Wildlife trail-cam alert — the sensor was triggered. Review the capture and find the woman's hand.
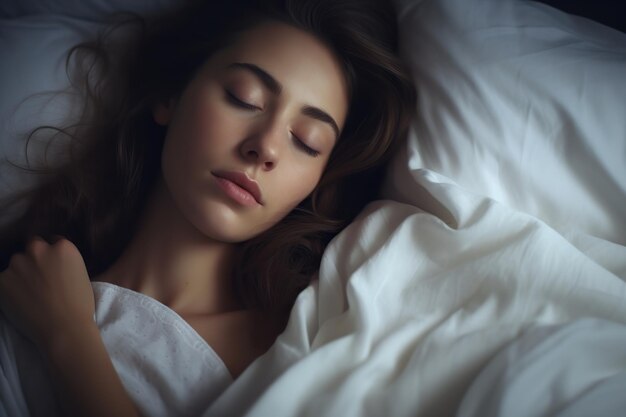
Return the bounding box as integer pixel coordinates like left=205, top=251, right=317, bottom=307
left=0, top=236, right=95, bottom=349
left=0, top=237, right=142, bottom=416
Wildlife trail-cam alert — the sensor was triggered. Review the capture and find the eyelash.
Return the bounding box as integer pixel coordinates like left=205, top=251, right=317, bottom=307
left=225, top=90, right=258, bottom=110
left=225, top=89, right=320, bottom=157
left=291, top=132, right=320, bottom=158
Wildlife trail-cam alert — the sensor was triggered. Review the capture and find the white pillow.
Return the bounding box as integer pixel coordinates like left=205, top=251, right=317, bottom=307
left=386, top=0, right=626, bottom=244
left=0, top=2, right=180, bottom=220
left=0, top=15, right=100, bottom=205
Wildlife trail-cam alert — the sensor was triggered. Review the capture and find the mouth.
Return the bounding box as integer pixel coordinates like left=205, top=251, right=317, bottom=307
left=212, top=170, right=264, bottom=206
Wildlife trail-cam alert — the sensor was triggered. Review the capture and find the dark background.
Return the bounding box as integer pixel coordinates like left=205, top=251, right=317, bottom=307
left=536, top=0, right=626, bottom=33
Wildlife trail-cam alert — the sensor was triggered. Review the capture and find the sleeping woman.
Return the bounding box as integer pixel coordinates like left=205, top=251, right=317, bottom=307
left=0, top=0, right=415, bottom=415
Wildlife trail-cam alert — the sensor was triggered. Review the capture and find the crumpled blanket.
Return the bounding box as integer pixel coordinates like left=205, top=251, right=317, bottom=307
left=204, top=168, right=626, bottom=417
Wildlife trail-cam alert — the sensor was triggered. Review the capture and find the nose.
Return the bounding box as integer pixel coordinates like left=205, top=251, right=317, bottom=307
left=239, top=121, right=281, bottom=171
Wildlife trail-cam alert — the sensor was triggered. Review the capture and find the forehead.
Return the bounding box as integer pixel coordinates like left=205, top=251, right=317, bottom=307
left=206, top=21, right=350, bottom=128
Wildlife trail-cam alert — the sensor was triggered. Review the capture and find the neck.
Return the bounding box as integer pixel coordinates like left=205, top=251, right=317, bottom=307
left=94, top=178, right=241, bottom=316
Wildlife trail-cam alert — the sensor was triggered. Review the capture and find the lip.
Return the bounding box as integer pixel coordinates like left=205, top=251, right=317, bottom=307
left=212, top=170, right=263, bottom=206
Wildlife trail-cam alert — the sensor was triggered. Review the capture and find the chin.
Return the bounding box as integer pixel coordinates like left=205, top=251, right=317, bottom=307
left=191, top=209, right=267, bottom=244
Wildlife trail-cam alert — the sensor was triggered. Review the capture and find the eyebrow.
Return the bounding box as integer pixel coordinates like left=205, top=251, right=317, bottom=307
left=228, top=62, right=341, bottom=139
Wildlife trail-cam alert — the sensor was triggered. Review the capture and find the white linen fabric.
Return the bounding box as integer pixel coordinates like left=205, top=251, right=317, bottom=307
left=1, top=0, right=626, bottom=416
left=391, top=0, right=626, bottom=244
left=457, top=318, right=626, bottom=417
left=0, top=282, right=232, bottom=417
left=203, top=170, right=626, bottom=417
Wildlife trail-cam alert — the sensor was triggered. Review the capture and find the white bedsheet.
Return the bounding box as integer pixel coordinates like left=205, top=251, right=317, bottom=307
left=204, top=168, right=626, bottom=416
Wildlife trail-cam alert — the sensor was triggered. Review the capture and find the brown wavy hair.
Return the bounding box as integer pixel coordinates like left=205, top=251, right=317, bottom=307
left=0, top=0, right=416, bottom=315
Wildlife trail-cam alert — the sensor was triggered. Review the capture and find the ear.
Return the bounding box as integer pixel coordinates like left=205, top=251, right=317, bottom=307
left=152, top=98, right=176, bottom=126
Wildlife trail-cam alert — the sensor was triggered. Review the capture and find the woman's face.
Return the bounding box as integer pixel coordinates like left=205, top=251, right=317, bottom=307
left=156, top=21, right=349, bottom=242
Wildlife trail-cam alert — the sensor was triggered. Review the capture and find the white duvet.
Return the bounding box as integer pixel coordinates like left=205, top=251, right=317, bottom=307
left=203, top=169, right=626, bottom=417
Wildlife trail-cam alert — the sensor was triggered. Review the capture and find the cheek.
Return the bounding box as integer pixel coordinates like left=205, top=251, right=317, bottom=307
left=270, top=163, right=325, bottom=216
left=161, top=86, right=234, bottom=163
left=183, top=93, right=239, bottom=155
left=161, top=88, right=239, bottom=200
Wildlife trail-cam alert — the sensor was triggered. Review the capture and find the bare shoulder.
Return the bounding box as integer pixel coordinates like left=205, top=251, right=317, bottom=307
left=184, top=310, right=285, bottom=379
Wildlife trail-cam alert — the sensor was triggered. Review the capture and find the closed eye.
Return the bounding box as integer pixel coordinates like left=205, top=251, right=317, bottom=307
left=291, top=132, right=320, bottom=157
left=225, top=90, right=259, bottom=111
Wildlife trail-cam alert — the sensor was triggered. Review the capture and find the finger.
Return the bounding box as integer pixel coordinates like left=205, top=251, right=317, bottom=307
left=6, top=253, right=38, bottom=285
left=52, top=237, right=81, bottom=258
left=25, top=236, right=52, bottom=260
left=50, top=234, right=67, bottom=244
left=26, top=235, right=48, bottom=251
left=8, top=252, right=30, bottom=274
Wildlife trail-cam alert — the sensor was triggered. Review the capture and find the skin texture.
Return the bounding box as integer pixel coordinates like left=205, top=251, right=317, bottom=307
left=158, top=20, right=349, bottom=243
left=0, top=21, right=350, bottom=416
left=94, top=21, right=348, bottom=316
left=0, top=237, right=133, bottom=417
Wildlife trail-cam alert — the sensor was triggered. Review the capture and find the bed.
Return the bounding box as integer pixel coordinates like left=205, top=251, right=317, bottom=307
left=1, top=0, right=625, bottom=416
